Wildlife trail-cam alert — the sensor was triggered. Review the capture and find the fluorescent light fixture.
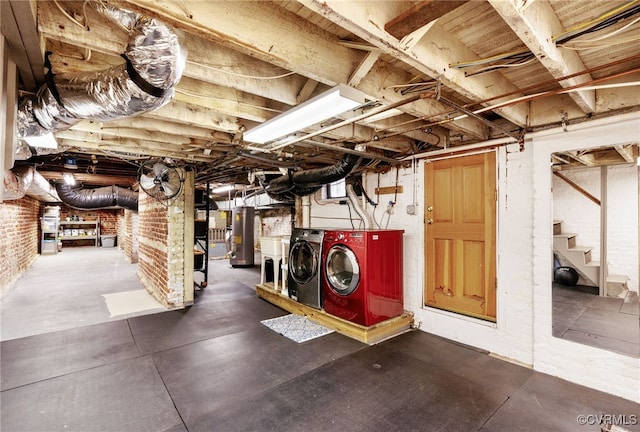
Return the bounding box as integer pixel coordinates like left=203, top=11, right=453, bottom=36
left=211, top=184, right=234, bottom=194
left=243, top=84, right=366, bottom=144
left=22, top=132, right=58, bottom=149
left=63, top=173, right=76, bottom=186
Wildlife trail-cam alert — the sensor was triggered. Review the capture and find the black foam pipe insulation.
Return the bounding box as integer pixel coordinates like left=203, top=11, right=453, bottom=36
left=259, top=153, right=362, bottom=202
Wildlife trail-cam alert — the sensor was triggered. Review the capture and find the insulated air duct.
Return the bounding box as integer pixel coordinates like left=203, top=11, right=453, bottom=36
left=3, top=167, right=61, bottom=202
left=257, top=153, right=362, bottom=202
left=15, top=1, right=186, bottom=150
left=55, top=182, right=138, bottom=211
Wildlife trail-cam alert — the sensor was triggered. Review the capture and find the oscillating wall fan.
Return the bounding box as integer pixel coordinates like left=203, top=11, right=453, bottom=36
left=138, top=160, right=182, bottom=201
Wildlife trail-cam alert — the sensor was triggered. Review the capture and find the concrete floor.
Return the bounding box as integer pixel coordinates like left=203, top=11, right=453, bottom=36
left=1, top=247, right=639, bottom=431
left=553, top=284, right=640, bottom=357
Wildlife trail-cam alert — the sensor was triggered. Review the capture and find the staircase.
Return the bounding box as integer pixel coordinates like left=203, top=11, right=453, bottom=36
left=553, top=220, right=629, bottom=297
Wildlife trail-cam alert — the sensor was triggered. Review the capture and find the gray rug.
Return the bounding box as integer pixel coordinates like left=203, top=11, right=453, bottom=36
left=261, top=314, right=334, bottom=343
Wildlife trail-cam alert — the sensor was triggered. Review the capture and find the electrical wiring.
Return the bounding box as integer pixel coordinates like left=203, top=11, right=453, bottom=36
left=553, top=0, right=640, bottom=42
left=187, top=60, right=295, bottom=80
left=450, top=1, right=640, bottom=72
left=464, top=57, right=537, bottom=77
left=346, top=203, right=356, bottom=229
left=54, top=0, right=88, bottom=29
left=558, top=16, right=640, bottom=50
left=561, top=15, right=640, bottom=43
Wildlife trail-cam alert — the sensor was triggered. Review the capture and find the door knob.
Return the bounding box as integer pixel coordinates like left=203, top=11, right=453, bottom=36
left=427, top=206, right=433, bottom=212
left=426, top=218, right=433, bottom=224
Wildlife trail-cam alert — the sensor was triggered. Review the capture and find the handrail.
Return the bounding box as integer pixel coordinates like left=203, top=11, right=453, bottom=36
left=553, top=171, right=600, bottom=206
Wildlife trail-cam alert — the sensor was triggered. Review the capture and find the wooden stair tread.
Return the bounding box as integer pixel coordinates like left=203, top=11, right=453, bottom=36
left=607, top=274, right=629, bottom=283
left=553, top=233, right=576, bottom=238
left=566, top=246, right=592, bottom=252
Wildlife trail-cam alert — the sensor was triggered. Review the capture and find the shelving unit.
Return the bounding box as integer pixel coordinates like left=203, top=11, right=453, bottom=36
left=41, top=215, right=59, bottom=255
left=59, top=220, right=100, bottom=247
left=194, top=186, right=210, bottom=289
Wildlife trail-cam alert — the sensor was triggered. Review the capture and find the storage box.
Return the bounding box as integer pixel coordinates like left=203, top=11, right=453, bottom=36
left=101, top=235, right=116, bottom=247
left=194, top=250, right=205, bottom=270
left=194, top=220, right=207, bottom=237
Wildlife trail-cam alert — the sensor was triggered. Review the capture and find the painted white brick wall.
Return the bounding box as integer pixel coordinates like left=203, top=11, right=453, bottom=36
left=553, top=168, right=602, bottom=260
left=552, top=164, right=638, bottom=291
left=607, top=165, right=639, bottom=292
left=532, top=114, right=640, bottom=403
left=306, top=113, right=639, bottom=403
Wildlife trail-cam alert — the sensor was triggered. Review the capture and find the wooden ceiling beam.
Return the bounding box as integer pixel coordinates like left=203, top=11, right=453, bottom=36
left=2, top=0, right=44, bottom=91
left=113, top=0, right=489, bottom=139
left=38, top=171, right=137, bottom=187
left=298, top=0, right=529, bottom=128
left=385, top=0, right=470, bottom=40
left=38, top=0, right=308, bottom=106
left=613, top=144, right=635, bottom=163
left=72, top=118, right=233, bottom=144
left=488, top=0, right=595, bottom=113
left=58, top=138, right=216, bottom=163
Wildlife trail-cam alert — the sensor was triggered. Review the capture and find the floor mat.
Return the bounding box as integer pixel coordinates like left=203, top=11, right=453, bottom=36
left=261, top=314, right=334, bottom=343
left=102, top=289, right=166, bottom=318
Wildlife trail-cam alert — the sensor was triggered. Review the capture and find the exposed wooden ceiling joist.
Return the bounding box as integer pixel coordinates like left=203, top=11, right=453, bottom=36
left=385, top=0, right=470, bottom=40
left=488, top=0, right=596, bottom=113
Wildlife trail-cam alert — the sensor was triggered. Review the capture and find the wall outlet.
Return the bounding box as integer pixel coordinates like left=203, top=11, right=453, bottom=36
left=406, top=204, right=416, bottom=215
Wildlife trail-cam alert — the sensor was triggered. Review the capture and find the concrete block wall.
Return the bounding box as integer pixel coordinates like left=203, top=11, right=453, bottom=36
left=0, top=197, right=40, bottom=293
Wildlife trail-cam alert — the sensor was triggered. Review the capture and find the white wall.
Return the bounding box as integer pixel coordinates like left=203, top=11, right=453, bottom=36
left=553, top=163, right=638, bottom=292
left=308, top=112, right=640, bottom=403
left=532, top=114, right=640, bottom=403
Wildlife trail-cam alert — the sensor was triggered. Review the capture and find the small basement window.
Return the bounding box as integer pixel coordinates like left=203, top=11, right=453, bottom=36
left=321, top=179, right=346, bottom=201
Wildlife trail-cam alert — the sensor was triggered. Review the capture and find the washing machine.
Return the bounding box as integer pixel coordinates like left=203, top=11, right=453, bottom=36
left=288, top=228, right=325, bottom=309
left=322, top=229, right=404, bottom=326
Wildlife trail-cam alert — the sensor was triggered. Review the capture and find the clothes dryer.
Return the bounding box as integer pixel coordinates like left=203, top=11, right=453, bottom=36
left=322, top=229, right=404, bottom=326
left=288, top=228, right=325, bottom=309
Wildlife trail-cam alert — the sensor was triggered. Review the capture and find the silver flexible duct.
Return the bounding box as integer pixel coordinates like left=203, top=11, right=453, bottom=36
left=16, top=1, right=186, bottom=142
left=346, top=183, right=373, bottom=229
left=3, top=167, right=61, bottom=202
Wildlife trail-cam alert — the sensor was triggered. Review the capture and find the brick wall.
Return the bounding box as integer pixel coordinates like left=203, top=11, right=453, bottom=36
left=138, top=192, right=170, bottom=306
left=0, top=197, right=41, bottom=293
left=55, top=205, right=122, bottom=247
left=118, top=210, right=139, bottom=263
left=553, top=164, right=638, bottom=291
left=259, top=207, right=293, bottom=238
left=137, top=170, right=192, bottom=308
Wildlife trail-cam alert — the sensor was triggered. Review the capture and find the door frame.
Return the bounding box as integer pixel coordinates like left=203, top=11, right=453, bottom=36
left=422, top=149, right=499, bottom=322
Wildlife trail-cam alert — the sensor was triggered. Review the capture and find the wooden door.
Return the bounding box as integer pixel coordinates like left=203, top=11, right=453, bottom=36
left=424, top=152, right=497, bottom=321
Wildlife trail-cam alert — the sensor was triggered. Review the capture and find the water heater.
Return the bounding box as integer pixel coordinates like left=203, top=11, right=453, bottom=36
left=230, top=206, right=255, bottom=267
